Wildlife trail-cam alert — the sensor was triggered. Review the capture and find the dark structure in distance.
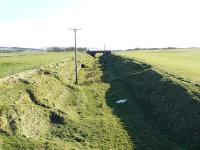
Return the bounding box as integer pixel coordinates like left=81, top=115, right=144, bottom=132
left=87, top=50, right=111, bottom=57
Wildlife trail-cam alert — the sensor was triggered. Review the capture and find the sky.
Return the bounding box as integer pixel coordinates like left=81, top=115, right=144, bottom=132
left=0, top=0, right=200, bottom=49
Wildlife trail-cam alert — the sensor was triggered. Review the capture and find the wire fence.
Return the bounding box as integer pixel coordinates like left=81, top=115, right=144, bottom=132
left=1, top=55, right=84, bottom=84
left=3, top=57, right=69, bottom=78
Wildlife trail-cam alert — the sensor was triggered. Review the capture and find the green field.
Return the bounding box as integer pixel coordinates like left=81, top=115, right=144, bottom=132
left=118, top=49, right=200, bottom=84
left=118, top=49, right=200, bottom=100
left=0, top=50, right=200, bottom=149
left=0, top=52, right=74, bottom=78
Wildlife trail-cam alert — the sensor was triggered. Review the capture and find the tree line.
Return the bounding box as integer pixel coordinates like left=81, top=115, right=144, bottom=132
left=46, top=47, right=87, bottom=52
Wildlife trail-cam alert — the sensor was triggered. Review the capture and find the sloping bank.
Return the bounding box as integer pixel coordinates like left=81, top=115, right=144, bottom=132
left=100, top=54, right=200, bottom=150
left=0, top=53, right=133, bottom=149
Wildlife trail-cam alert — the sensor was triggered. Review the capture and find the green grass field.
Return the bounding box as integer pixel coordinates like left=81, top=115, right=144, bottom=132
left=0, top=52, right=74, bottom=78
left=118, top=49, right=200, bottom=83
left=0, top=50, right=200, bottom=149
left=118, top=49, right=200, bottom=100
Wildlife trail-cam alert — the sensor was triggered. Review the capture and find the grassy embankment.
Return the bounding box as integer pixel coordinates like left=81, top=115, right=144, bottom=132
left=118, top=49, right=200, bottom=99
left=111, top=49, right=200, bottom=149
left=1, top=50, right=200, bottom=149
left=0, top=52, right=133, bottom=149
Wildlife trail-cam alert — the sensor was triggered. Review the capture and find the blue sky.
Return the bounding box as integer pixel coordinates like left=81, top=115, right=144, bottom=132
left=0, top=0, right=200, bottom=49
left=0, top=0, right=76, bottom=21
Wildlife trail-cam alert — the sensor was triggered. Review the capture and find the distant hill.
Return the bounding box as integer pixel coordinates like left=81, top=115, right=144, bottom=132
left=0, top=46, right=43, bottom=52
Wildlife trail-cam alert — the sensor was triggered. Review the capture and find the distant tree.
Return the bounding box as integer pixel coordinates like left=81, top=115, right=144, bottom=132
left=46, top=46, right=87, bottom=52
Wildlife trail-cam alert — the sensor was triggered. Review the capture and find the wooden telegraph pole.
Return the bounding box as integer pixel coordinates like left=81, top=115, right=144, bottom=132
left=69, top=28, right=81, bottom=83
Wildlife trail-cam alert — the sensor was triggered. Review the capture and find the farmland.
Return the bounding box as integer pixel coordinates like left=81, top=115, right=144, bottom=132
left=0, top=50, right=200, bottom=149
left=118, top=49, right=200, bottom=84
left=118, top=49, right=200, bottom=100
left=0, top=52, right=73, bottom=78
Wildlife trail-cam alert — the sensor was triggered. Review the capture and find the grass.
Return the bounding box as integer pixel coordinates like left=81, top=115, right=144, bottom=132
left=118, top=49, right=200, bottom=99
left=0, top=52, right=74, bottom=78
left=1, top=50, right=200, bottom=149
left=113, top=49, right=200, bottom=149
left=100, top=54, right=189, bottom=150
left=118, top=49, right=200, bottom=82
left=0, top=52, right=133, bottom=149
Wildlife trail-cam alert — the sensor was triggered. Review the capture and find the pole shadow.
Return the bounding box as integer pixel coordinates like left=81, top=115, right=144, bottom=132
left=99, top=54, right=200, bottom=150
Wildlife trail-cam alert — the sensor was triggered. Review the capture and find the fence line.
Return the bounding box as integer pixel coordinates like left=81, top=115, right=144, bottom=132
left=5, top=57, right=69, bottom=78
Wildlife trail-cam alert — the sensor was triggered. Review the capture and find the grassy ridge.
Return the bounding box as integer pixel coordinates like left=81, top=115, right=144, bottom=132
left=1, top=50, right=200, bottom=149
left=0, top=52, right=73, bottom=78
left=100, top=55, right=188, bottom=150
left=111, top=50, right=200, bottom=149
left=0, top=53, right=133, bottom=149
left=118, top=49, right=200, bottom=99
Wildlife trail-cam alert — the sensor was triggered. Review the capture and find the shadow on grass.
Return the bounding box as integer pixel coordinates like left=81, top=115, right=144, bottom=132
left=99, top=54, right=200, bottom=150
